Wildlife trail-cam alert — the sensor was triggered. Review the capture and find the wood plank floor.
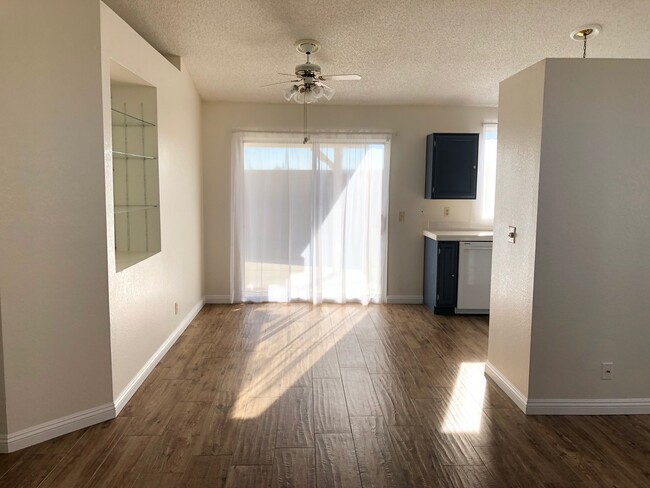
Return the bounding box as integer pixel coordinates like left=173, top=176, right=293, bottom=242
left=1, top=303, right=649, bottom=487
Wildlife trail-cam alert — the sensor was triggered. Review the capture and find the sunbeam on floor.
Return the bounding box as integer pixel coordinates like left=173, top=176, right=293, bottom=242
left=230, top=304, right=358, bottom=419
left=441, top=362, right=486, bottom=433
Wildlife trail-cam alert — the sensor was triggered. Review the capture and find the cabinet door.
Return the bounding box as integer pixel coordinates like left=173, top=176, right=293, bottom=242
left=436, top=241, right=458, bottom=308
left=425, top=133, right=479, bottom=199
left=423, top=237, right=438, bottom=311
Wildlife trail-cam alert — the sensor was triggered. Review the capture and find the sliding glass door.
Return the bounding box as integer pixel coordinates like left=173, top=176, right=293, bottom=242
left=231, top=133, right=391, bottom=304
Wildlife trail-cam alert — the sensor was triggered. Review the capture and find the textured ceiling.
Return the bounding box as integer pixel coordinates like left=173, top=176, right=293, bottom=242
left=103, top=0, right=650, bottom=106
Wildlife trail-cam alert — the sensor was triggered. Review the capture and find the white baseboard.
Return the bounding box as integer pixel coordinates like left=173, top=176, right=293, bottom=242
left=485, top=361, right=650, bottom=415
left=113, top=298, right=204, bottom=414
left=204, top=294, right=232, bottom=304
left=0, top=403, right=114, bottom=453
left=0, top=298, right=206, bottom=453
left=526, top=398, right=650, bottom=415
left=207, top=295, right=421, bottom=305
left=386, top=295, right=423, bottom=304
left=484, top=361, right=528, bottom=413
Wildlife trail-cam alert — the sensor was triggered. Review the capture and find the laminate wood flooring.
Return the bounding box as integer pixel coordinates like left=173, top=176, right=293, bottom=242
left=1, top=303, right=649, bottom=487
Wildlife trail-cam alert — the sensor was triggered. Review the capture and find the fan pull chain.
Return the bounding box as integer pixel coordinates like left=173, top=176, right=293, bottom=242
left=303, top=95, right=309, bottom=144
left=583, top=36, right=587, bottom=58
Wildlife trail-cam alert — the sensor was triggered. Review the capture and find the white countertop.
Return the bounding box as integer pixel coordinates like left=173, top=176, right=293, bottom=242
left=423, top=229, right=493, bottom=241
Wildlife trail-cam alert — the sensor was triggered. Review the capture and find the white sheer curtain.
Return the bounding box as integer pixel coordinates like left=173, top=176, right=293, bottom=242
left=231, top=132, right=391, bottom=305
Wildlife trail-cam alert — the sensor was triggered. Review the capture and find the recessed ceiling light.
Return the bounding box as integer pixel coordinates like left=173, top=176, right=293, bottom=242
left=570, top=24, right=601, bottom=41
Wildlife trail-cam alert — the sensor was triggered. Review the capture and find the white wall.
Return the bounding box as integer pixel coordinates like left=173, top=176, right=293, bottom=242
left=100, top=3, right=204, bottom=400
left=202, top=102, right=497, bottom=301
left=0, top=0, right=113, bottom=433
left=487, top=60, right=546, bottom=398
left=529, top=59, right=650, bottom=400
left=489, top=58, right=650, bottom=411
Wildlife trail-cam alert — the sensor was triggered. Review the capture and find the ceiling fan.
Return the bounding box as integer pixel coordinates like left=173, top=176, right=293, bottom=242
left=262, top=39, right=362, bottom=104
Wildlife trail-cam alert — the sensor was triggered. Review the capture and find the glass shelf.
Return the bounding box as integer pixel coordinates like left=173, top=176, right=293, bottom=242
left=112, top=151, right=157, bottom=160
left=114, top=205, right=159, bottom=215
left=111, top=108, right=156, bottom=127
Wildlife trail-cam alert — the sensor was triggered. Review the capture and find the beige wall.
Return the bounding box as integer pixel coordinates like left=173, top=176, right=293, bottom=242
left=487, top=60, right=546, bottom=398
left=202, top=102, right=497, bottom=300
left=100, top=4, right=204, bottom=399
left=529, top=59, right=650, bottom=400
left=0, top=0, right=113, bottom=433
left=489, top=58, right=650, bottom=408
left=0, top=1, right=203, bottom=447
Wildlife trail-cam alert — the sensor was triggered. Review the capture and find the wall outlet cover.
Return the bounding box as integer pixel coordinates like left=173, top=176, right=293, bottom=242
left=601, top=362, right=614, bottom=380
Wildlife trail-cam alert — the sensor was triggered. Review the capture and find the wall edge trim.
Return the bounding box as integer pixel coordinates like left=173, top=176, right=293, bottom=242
left=0, top=297, right=205, bottom=453
left=386, top=295, right=423, bottom=304
left=485, top=362, right=650, bottom=415
left=113, top=298, right=205, bottom=415
left=484, top=361, right=528, bottom=413
left=0, top=403, right=114, bottom=453
left=204, top=295, right=233, bottom=304
left=526, top=398, right=650, bottom=415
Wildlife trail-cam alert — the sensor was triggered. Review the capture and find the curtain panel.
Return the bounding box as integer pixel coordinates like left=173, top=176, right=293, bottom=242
left=231, top=132, right=391, bottom=305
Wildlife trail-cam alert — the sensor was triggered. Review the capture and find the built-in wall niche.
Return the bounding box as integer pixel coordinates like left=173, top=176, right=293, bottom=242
left=110, top=69, right=160, bottom=272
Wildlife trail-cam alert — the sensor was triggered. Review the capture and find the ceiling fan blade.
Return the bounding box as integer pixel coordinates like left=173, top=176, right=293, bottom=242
left=278, top=72, right=299, bottom=77
left=260, top=79, right=300, bottom=87
left=320, top=74, right=362, bottom=81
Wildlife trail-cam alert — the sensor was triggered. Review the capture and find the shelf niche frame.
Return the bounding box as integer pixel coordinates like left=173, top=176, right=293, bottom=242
left=110, top=61, right=161, bottom=272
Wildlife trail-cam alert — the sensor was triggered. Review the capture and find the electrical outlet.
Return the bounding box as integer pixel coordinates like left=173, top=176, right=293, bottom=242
left=398, top=211, right=405, bottom=223
left=601, top=362, right=614, bottom=380
left=508, top=226, right=516, bottom=243
left=174, top=302, right=179, bottom=315
left=444, top=207, right=450, bottom=217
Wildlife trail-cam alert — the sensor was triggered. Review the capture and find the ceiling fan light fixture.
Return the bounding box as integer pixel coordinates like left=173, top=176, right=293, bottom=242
left=320, top=84, right=335, bottom=100
left=283, top=85, right=299, bottom=101
left=265, top=39, right=360, bottom=142
left=293, top=86, right=317, bottom=104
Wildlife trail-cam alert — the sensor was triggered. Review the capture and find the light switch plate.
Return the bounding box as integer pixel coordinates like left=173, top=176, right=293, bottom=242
left=507, top=226, right=516, bottom=243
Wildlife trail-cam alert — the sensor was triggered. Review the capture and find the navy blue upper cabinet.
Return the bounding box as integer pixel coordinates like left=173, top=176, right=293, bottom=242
left=425, top=133, right=479, bottom=199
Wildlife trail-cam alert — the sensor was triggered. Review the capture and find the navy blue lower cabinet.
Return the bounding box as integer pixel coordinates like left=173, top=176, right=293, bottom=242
left=423, top=238, right=458, bottom=314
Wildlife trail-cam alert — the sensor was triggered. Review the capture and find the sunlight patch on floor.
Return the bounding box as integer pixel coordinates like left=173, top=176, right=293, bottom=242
left=441, top=361, right=486, bottom=433
left=230, top=305, right=356, bottom=419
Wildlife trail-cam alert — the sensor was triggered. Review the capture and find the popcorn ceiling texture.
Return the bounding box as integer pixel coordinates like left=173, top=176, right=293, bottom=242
left=104, top=0, right=650, bottom=106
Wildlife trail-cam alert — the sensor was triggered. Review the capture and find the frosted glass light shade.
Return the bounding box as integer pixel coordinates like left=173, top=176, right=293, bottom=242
left=284, top=83, right=335, bottom=103
left=284, top=85, right=299, bottom=101
left=321, top=84, right=335, bottom=100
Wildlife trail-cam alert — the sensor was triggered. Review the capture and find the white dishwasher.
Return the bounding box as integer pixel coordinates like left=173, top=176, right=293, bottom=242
left=455, top=241, right=493, bottom=314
